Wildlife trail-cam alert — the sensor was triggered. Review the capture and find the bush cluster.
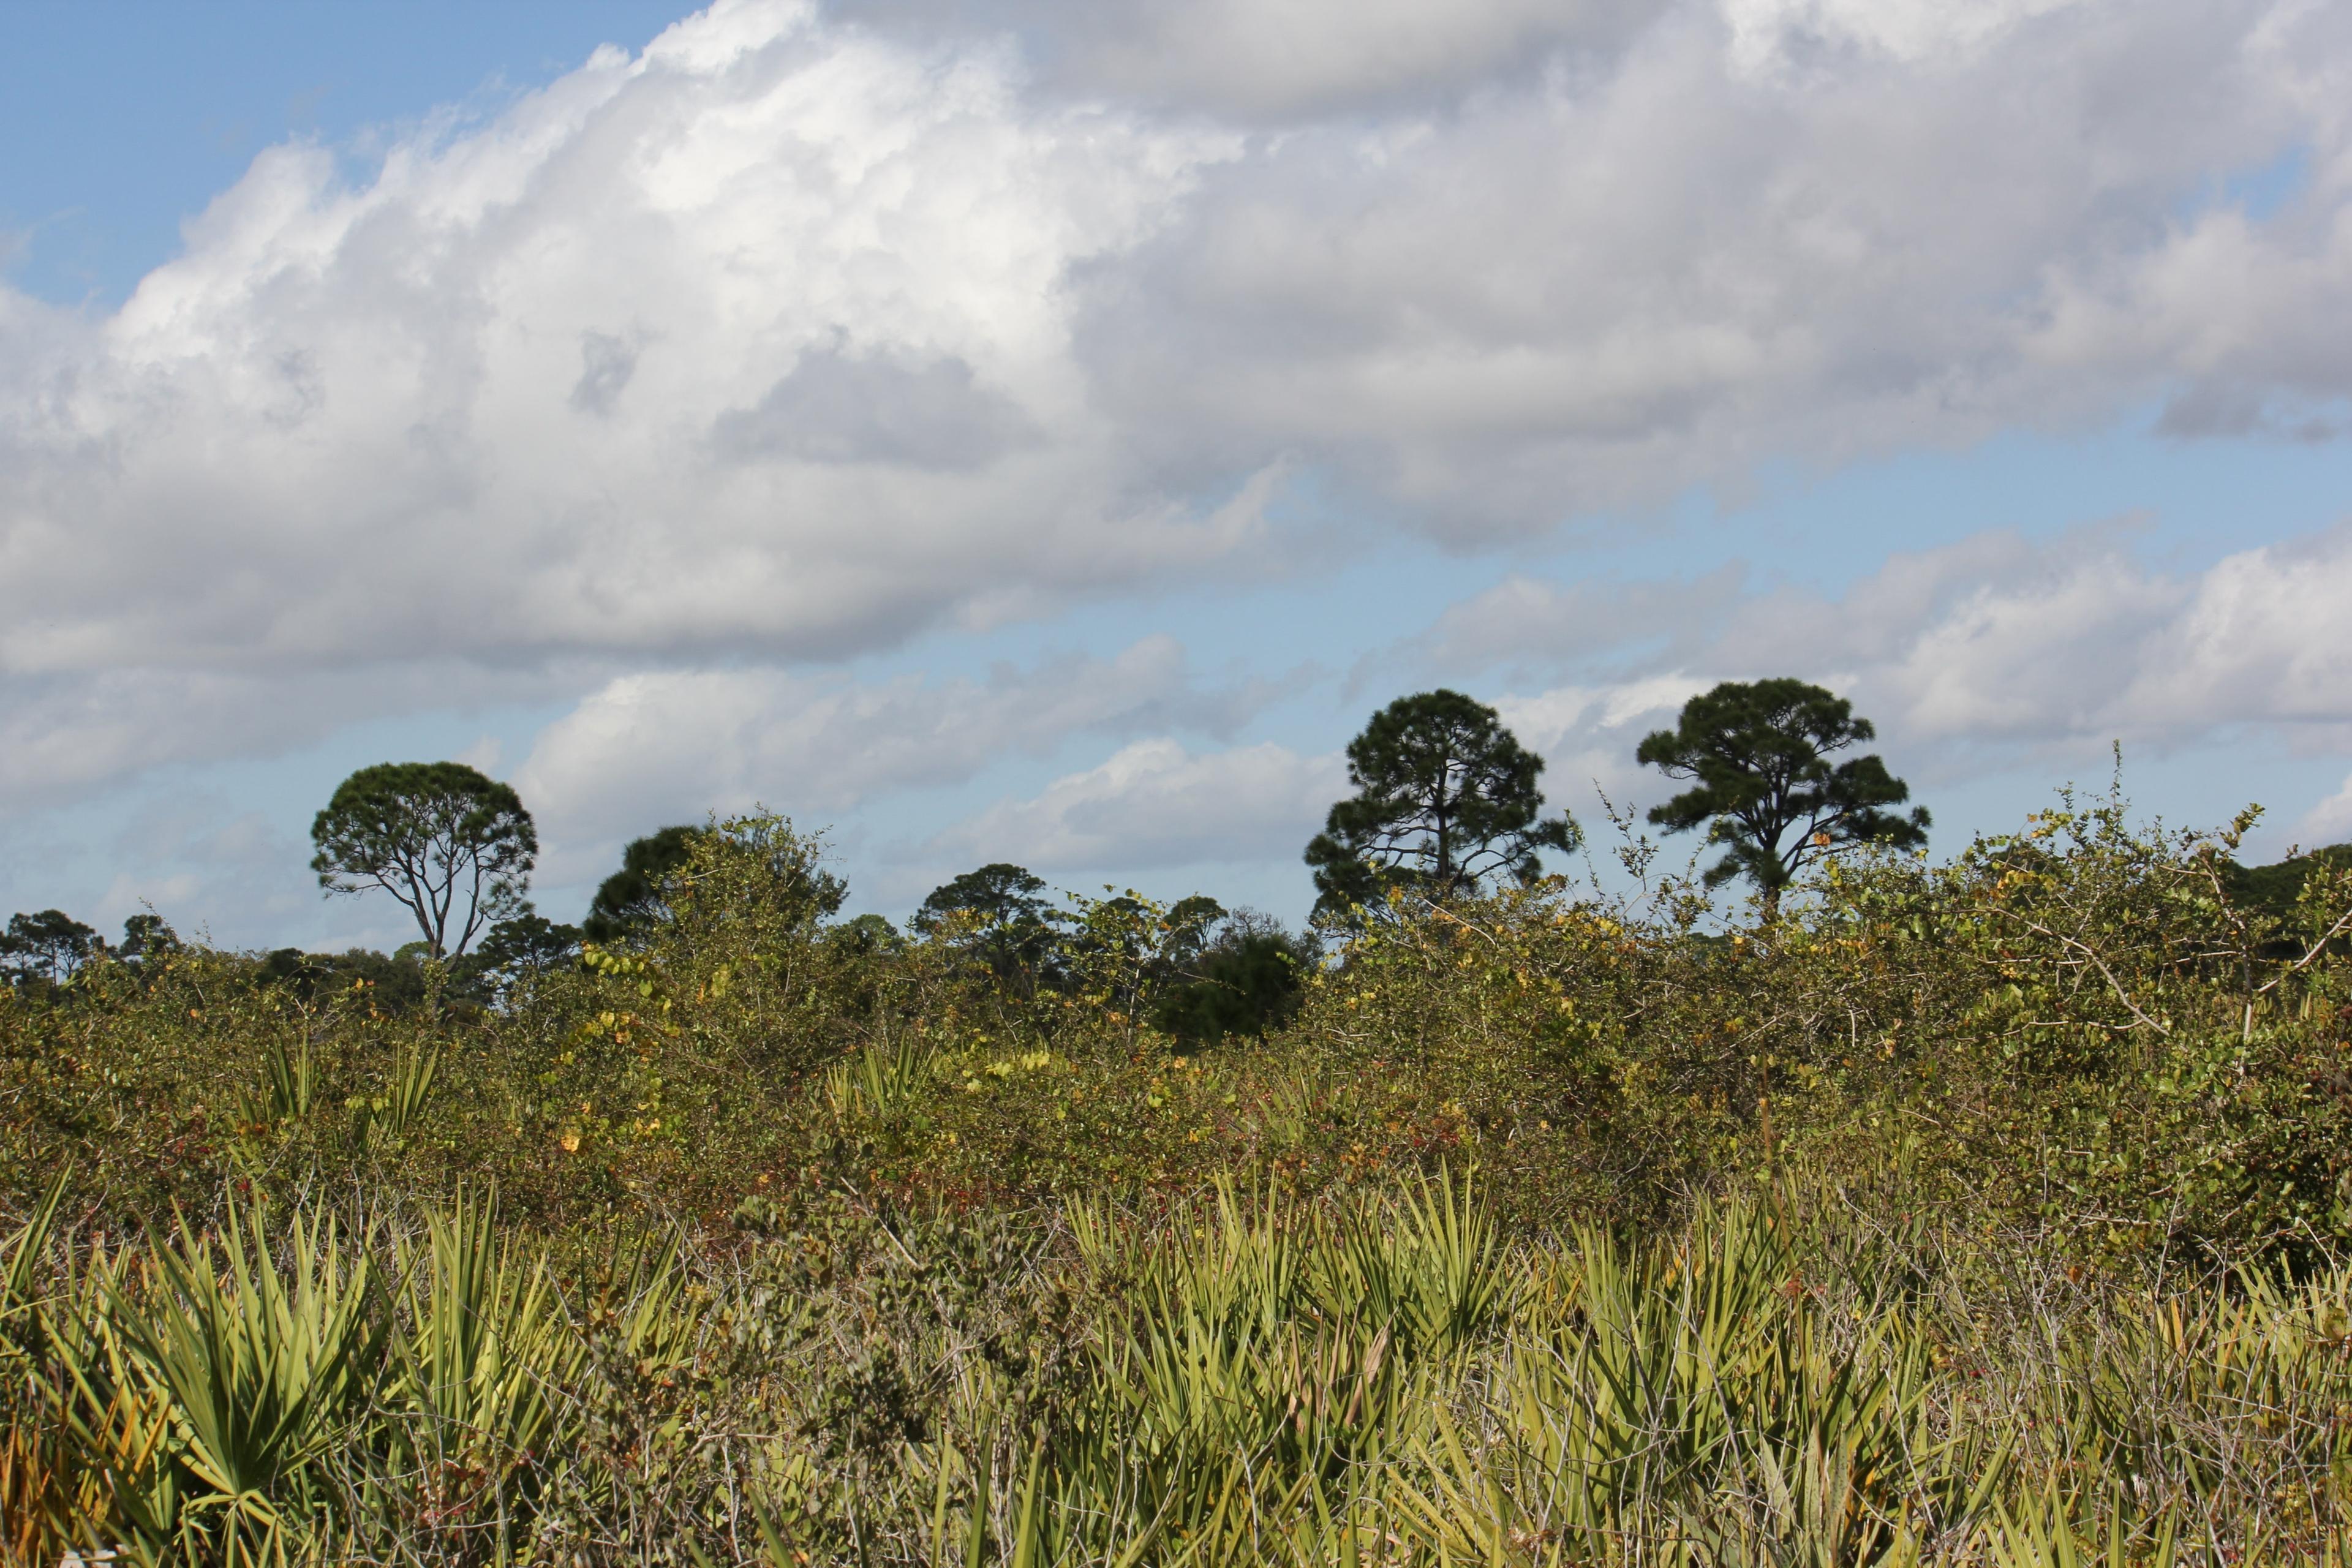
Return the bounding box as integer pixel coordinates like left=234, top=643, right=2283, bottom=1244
left=4, top=793, right=2352, bottom=1561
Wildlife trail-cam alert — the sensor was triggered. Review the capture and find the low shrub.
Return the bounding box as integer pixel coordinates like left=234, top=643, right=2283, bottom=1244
left=2, top=794, right=2350, bottom=1560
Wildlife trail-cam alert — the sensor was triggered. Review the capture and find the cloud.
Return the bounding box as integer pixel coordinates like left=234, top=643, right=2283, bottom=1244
left=842, top=0, right=1671, bottom=117
left=1721, top=0, right=2091, bottom=74
left=2109, top=527, right=2352, bottom=736
left=1424, top=565, right=1751, bottom=673
left=1072, top=0, right=2352, bottom=532
left=1446, top=519, right=2352, bottom=796
left=7, top=0, right=2352, bottom=824
left=0, top=0, right=1238, bottom=690
left=0, top=662, right=565, bottom=813
left=510, top=635, right=1263, bottom=852
left=712, top=342, right=1036, bottom=469
left=1493, top=676, right=1713, bottom=807
left=918, top=739, right=1345, bottom=873
left=569, top=330, right=641, bottom=415
left=2299, top=771, right=2352, bottom=845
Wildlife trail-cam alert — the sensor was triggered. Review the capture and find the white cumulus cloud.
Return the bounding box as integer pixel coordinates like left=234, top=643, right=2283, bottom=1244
left=918, top=738, right=1345, bottom=872
left=843, top=0, right=1671, bottom=116
left=0, top=0, right=1239, bottom=691
left=510, top=635, right=1265, bottom=852
left=7, top=0, right=2352, bottom=879
left=1450, top=519, right=2352, bottom=801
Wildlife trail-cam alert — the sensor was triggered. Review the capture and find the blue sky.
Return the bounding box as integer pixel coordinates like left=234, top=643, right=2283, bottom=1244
left=1, top=4, right=695, bottom=306
left=5, top=0, right=2352, bottom=951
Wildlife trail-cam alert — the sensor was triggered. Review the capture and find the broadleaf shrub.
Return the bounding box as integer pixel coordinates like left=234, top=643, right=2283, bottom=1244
left=5, top=799, right=2352, bottom=1559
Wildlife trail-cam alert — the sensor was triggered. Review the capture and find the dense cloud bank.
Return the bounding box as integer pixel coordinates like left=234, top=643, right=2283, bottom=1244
left=5, top=0, right=2352, bottom=916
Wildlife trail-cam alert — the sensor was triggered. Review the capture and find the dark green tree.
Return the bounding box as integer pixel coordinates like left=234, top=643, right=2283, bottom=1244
left=583, top=825, right=702, bottom=944
left=1305, top=690, right=1579, bottom=919
left=913, top=863, right=1063, bottom=986
left=2226, top=843, right=2352, bottom=923
left=118, top=913, right=179, bottom=962
left=257, top=946, right=433, bottom=1013
left=586, top=821, right=845, bottom=947
left=1637, top=677, right=1929, bottom=919
left=309, top=761, right=537, bottom=959
left=449, top=908, right=582, bottom=1006
left=1, top=909, right=101, bottom=989
left=1149, top=911, right=1317, bottom=1046
left=1159, top=895, right=1227, bottom=973
left=470, top=908, right=582, bottom=978
left=831, top=912, right=904, bottom=956
left=2218, top=842, right=2352, bottom=960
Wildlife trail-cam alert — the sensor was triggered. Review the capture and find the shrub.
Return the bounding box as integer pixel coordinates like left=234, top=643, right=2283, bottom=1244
left=5, top=794, right=2352, bottom=1559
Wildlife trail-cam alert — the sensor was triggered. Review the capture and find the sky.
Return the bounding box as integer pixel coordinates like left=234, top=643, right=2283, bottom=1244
left=5, top=0, right=2352, bottom=952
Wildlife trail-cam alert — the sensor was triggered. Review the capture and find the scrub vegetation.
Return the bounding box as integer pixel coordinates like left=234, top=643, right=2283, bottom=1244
left=6, top=688, right=2352, bottom=1563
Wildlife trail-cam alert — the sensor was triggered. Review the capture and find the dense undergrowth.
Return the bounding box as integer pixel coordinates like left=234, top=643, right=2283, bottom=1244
left=5, top=790, right=2352, bottom=1563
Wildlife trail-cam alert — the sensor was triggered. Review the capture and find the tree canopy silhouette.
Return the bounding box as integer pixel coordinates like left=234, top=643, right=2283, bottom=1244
left=1, top=909, right=100, bottom=990
left=1637, top=677, right=1928, bottom=919
left=1149, top=910, right=1316, bottom=1046
left=913, top=862, right=1062, bottom=984
left=309, top=761, right=537, bottom=959
left=1305, top=689, right=1578, bottom=919
left=584, top=825, right=701, bottom=944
